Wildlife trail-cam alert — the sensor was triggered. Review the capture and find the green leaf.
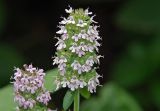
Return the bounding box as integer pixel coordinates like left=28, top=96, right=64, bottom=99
left=0, top=85, right=16, bottom=111
left=117, top=0, right=160, bottom=32
left=81, top=82, right=143, bottom=111
left=44, top=68, right=58, bottom=92
left=80, top=88, right=90, bottom=99
left=63, top=90, right=74, bottom=110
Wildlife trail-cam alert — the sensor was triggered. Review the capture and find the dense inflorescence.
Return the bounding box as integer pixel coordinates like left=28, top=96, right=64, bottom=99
left=13, top=64, right=51, bottom=111
left=53, top=6, right=103, bottom=93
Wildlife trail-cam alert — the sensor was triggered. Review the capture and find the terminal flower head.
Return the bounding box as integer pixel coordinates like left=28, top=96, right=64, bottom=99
left=53, top=7, right=103, bottom=93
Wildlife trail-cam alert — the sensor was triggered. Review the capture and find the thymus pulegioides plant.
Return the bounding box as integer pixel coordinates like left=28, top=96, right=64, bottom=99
left=53, top=6, right=103, bottom=111
left=12, top=6, right=102, bottom=111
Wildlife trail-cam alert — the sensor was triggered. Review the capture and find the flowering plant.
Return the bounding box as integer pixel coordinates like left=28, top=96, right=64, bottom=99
left=12, top=6, right=102, bottom=111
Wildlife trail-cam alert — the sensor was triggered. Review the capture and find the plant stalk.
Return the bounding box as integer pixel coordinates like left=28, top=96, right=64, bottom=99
left=74, top=89, right=80, bottom=111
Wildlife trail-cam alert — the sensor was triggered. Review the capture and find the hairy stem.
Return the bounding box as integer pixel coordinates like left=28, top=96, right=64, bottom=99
left=74, top=90, right=80, bottom=111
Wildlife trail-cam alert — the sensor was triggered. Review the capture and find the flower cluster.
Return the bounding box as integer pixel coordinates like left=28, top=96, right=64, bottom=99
left=13, top=64, right=51, bottom=111
left=53, top=6, right=103, bottom=93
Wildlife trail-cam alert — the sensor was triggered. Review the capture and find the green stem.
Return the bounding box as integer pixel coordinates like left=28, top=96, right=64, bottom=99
left=74, top=89, right=80, bottom=111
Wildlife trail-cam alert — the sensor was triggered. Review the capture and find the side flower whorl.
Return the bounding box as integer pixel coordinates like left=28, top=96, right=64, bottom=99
left=53, top=6, right=103, bottom=93
left=13, top=64, right=51, bottom=110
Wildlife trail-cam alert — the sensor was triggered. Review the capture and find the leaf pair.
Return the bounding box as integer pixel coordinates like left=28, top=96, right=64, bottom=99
left=63, top=88, right=90, bottom=111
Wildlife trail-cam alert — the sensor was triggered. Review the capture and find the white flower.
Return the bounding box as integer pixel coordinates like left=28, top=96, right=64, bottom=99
left=71, top=60, right=81, bottom=70
left=55, top=38, right=66, bottom=50
left=76, top=49, right=85, bottom=57
left=36, top=91, right=51, bottom=105
left=53, top=56, right=59, bottom=65
left=79, top=42, right=86, bottom=51
left=24, top=64, right=36, bottom=73
left=55, top=79, right=61, bottom=90
left=65, top=6, right=73, bottom=14
left=84, top=8, right=92, bottom=15
left=69, top=43, right=78, bottom=52
left=86, top=57, right=94, bottom=66
left=94, top=55, right=103, bottom=64
left=61, top=78, right=69, bottom=88
left=58, top=62, right=66, bottom=71
left=59, top=17, right=68, bottom=24
left=71, top=60, right=84, bottom=74
left=59, top=56, right=67, bottom=64
left=67, top=16, right=75, bottom=24
left=79, top=30, right=88, bottom=39
left=78, top=80, right=87, bottom=88
left=93, top=41, right=101, bottom=52
left=58, top=63, right=66, bottom=75
left=88, top=74, right=101, bottom=93
left=87, top=26, right=99, bottom=36
left=56, top=26, right=67, bottom=34
left=87, top=44, right=94, bottom=52
left=76, top=19, right=87, bottom=27
left=72, top=34, right=80, bottom=42
left=77, top=66, right=84, bottom=74
left=61, top=34, right=68, bottom=40
left=90, top=15, right=98, bottom=23
left=60, top=16, right=75, bottom=25
left=82, top=64, right=91, bottom=72
left=68, top=76, right=79, bottom=91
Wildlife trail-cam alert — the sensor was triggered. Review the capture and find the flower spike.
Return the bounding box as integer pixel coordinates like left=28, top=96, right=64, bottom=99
left=53, top=6, right=103, bottom=93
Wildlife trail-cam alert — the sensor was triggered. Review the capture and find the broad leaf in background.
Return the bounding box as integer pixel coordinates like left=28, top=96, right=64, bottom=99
left=0, top=85, right=15, bottom=111
left=63, top=90, right=74, bottom=111
left=0, top=69, right=57, bottom=110
left=111, top=42, right=151, bottom=87
left=44, top=68, right=58, bottom=92
left=81, top=82, right=142, bottom=111
left=112, top=34, right=160, bottom=88
left=117, top=0, right=160, bottom=32
left=0, top=44, right=24, bottom=88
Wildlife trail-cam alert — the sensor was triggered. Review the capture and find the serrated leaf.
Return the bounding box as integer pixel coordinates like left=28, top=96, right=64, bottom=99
left=80, top=88, right=90, bottom=99
left=44, top=68, right=58, bottom=92
left=63, top=90, right=74, bottom=110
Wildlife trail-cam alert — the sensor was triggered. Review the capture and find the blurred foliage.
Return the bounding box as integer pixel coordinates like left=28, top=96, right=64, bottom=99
left=0, top=85, right=16, bottom=111
left=114, top=0, right=160, bottom=110
left=44, top=68, right=58, bottom=92
left=0, top=44, right=24, bottom=88
left=0, top=69, right=58, bottom=111
left=117, top=0, right=160, bottom=32
left=81, top=82, right=142, bottom=111
left=149, top=80, right=160, bottom=110
left=112, top=36, right=160, bottom=87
